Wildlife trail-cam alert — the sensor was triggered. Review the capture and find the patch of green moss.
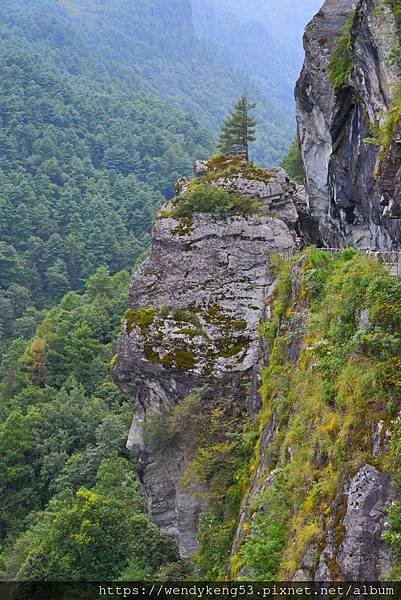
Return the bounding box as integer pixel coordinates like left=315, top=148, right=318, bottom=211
left=144, top=347, right=197, bottom=370
left=203, top=154, right=243, bottom=180
left=125, top=307, right=156, bottom=335
left=241, top=162, right=272, bottom=184
left=201, top=154, right=271, bottom=185
left=177, top=327, right=204, bottom=337
left=172, top=309, right=200, bottom=325
left=216, top=334, right=249, bottom=359
left=172, top=216, right=194, bottom=237
left=205, top=305, right=247, bottom=331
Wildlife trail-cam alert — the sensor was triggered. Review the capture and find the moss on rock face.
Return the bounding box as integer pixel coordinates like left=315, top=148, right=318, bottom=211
left=125, top=300, right=252, bottom=373
left=125, top=307, right=156, bottom=335
left=172, top=216, right=194, bottom=237
left=205, top=305, right=247, bottom=330
left=145, top=347, right=197, bottom=370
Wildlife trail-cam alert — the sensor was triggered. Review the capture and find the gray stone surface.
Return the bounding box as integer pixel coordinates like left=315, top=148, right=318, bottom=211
left=296, top=0, right=357, bottom=243
left=114, top=168, right=301, bottom=557
left=316, top=464, right=396, bottom=580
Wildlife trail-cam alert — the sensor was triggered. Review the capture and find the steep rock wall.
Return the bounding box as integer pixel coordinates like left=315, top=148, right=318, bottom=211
left=296, top=0, right=401, bottom=248
left=113, top=166, right=304, bottom=557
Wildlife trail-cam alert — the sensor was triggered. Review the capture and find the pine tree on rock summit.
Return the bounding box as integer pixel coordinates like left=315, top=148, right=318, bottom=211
left=218, top=95, right=256, bottom=161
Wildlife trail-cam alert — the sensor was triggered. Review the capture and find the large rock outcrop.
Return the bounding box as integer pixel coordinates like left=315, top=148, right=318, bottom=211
left=113, top=0, right=401, bottom=575
left=113, top=165, right=305, bottom=557
left=296, top=0, right=401, bottom=248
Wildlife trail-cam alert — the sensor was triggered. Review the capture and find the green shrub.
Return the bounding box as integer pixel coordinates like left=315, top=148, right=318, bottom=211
left=196, top=509, right=237, bottom=579
left=280, top=140, right=304, bottom=184
left=238, top=471, right=290, bottom=580
left=143, top=387, right=208, bottom=452
left=174, top=182, right=258, bottom=217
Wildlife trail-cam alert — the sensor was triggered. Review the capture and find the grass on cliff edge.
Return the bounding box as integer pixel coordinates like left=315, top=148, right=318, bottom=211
left=368, top=81, right=401, bottom=160
left=173, top=181, right=258, bottom=218
left=329, top=15, right=354, bottom=90
left=165, top=155, right=272, bottom=219
left=230, top=247, right=401, bottom=580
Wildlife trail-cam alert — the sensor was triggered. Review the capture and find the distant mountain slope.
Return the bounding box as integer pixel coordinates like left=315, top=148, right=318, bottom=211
left=190, top=0, right=322, bottom=118
left=0, top=0, right=211, bottom=355
left=0, top=0, right=320, bottom=355
left=50, top=0, right=296, bottom=165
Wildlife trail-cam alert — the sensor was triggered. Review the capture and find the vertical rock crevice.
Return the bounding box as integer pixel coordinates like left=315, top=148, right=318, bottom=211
left=296, top=0, right=401, bottom=248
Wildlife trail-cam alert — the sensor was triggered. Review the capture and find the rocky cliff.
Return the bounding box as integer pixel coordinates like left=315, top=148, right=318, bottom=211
left=115, top=204, right=401, bottom=578
left=113, top=160, right=306, bottom=557
left=113, top=0, right=401, bottom=581
left=296, top=0, right=401, bottom=249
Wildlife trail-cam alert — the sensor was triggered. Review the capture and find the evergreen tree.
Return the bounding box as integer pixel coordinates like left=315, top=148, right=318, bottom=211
left=218, top=95, right=256, bottom=161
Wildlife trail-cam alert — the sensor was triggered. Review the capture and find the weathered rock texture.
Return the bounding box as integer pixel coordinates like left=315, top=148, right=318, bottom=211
left=296, top=0, right=401, bottom=248
left=114, top=0, right=401, bottom=574
left=380, top=121, right=401, bottom=219
left=113, top=167, right=304, bottom=557
left=316, top=465, right=396, bottom=581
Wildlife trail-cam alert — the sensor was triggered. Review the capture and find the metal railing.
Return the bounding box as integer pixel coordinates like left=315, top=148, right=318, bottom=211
left=276, top=247, right=401, bottom=277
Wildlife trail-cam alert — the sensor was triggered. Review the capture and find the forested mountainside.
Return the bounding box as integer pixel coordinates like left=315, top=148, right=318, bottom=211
left=0, top=0, right=212, bottom=359
left=6, top=0, right=296, bottom=166
left=0, top=268, right=184, bottom=580
left=0, top=0, right=319, bottom=359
